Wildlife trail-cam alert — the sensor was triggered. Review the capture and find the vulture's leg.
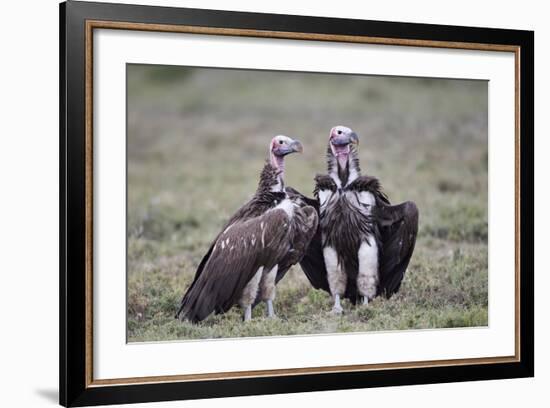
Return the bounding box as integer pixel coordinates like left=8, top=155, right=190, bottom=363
left=243, top=305, right=252, bottom=322
left=239, top=267, right=263, bottom=322
left=357, top=237, right=379, bottom=305
left=260, top=265, right=278, bottom=318
left=323, top=246, right=346, bottom=314
left=266, top=300, right=275, bottom=318
left=333, top=294, right=343, bottom=313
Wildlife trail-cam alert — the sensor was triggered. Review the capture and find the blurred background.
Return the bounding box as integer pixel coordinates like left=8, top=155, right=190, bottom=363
left=127, top=64, right=488, bottom=342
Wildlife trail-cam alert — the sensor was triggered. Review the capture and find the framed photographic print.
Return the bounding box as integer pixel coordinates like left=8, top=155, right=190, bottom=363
left=59, top=0, right=534, bottom=406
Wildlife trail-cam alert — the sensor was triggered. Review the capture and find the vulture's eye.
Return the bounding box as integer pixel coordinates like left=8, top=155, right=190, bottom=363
left=279, top=140, right=284, bottom=144
left=337, top=130, right=342, bottom=135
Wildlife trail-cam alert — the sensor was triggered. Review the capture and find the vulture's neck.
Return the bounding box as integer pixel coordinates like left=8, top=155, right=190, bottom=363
left=257, top=161, right=285, bottom=195
left=269, top=153, right=285, bottom=193
left=326, top=144, right=361, bottom=189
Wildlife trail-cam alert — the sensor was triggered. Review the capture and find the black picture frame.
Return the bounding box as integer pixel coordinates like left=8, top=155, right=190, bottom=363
left=60, top=1, right=534, bottom=406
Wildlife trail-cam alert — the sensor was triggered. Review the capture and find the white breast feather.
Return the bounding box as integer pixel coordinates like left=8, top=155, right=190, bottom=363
left=274, top=198, right=295, bottom=218
left=318, top=189, right=333, bottom=209
left=348, top=167, right=359, bottom=184
left=358, top=191, right=376, bottom=206
left=270, top=177, right=283, bottom=192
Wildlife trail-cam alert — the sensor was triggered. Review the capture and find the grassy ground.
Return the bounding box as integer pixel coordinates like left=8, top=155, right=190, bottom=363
left=127, top=65, right=488, bottom=342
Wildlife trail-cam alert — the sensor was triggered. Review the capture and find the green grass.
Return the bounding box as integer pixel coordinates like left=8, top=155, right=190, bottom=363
left=127, top=65, right=488, bottom=342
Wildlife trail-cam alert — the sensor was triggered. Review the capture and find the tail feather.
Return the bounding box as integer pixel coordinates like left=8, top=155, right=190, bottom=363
left=176, top=280, right=217, bottom=323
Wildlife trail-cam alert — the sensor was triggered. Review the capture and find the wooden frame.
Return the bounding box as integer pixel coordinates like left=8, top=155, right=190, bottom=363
left=60, top=1, right=534, bottom=406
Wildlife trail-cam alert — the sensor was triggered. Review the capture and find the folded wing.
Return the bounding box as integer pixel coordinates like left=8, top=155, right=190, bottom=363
left=274, top=204, right=319, bottom=284
left=177, top=208, right=292, bottom=322
left=375, top=201, right=419, bottom=297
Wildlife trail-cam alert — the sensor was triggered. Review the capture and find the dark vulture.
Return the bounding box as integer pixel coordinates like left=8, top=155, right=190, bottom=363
left=293, top=125, right=419, bottom=313
left=176, top=136, right=318, bottom=323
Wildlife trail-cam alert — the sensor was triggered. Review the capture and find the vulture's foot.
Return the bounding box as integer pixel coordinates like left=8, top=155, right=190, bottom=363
left=331, top=305, right=344, bottom=315
left=243, top=305, right=252, bottom=322
left=265, top=300, right=276, bottom=318
left=361, top=296, right=369, bottom=306
left=331, top=294, right=344, bottom=314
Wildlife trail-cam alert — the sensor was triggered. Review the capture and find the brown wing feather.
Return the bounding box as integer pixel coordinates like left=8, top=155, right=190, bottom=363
left=376, top=201, right=419, bottom=297
left=177, top=208, right=292, bottom=322
left=346, top=178, right=418, bottom=299
left=274, top=204, right=319, bottom=283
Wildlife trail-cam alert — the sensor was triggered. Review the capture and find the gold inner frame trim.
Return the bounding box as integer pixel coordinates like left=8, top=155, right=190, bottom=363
left=84, top=19, right=521, bottom=388
left=91, top=356, right=517, bottom=387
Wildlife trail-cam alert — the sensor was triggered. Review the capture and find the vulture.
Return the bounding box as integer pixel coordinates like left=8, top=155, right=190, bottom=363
left=295, top=126, right=419, bottom=313
left=176, top=135, right=318, bottom=323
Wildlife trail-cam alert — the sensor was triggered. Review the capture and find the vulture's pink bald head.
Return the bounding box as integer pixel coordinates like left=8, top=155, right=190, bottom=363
left=328, top=125, right=359, bottom=169
left=269, top=135, right=303, bottom=173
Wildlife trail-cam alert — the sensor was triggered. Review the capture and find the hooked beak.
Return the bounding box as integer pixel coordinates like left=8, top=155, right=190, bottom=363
left=289, top=140, right=303, bottom=154
left=331, top=131, right=359, bottom=147
left=275, top=139, right=303, bottom=156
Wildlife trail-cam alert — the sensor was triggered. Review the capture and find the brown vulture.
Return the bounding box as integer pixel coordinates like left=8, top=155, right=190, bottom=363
left=176, top=136, right=318, bottom=323
left=292, top=126, right=419, bottom=313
